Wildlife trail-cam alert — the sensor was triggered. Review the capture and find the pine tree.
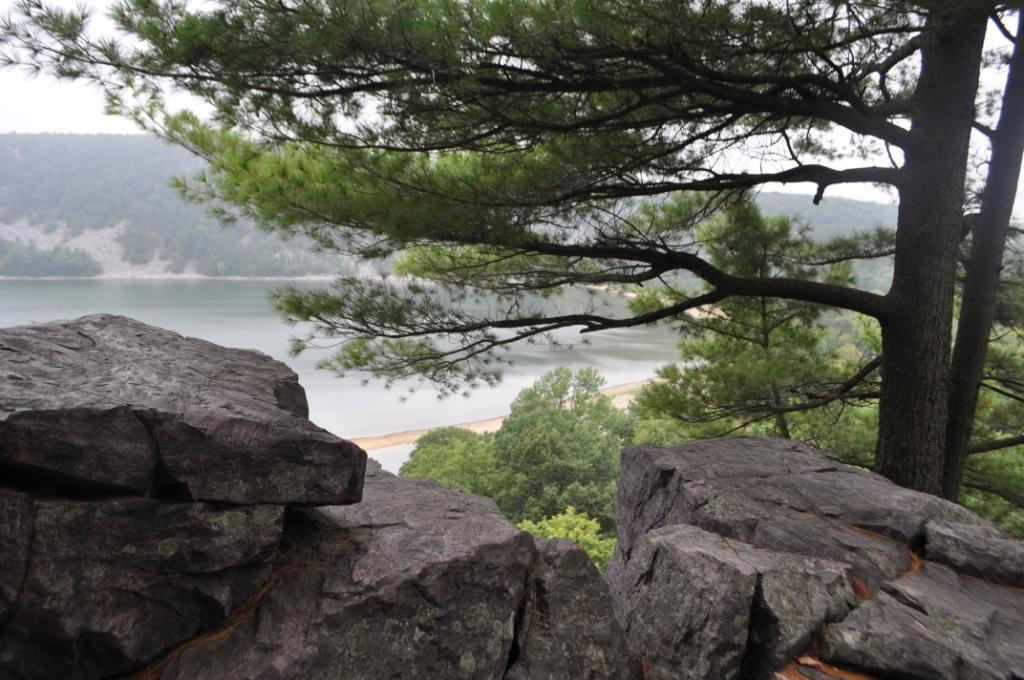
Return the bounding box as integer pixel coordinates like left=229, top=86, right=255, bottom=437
left=5, top=0, right=1023, bottom=496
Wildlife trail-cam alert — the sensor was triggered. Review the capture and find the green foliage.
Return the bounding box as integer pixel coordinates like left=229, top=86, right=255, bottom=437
left=4, top=0, right=1016, bottom=505
left=951, top=250, right=1024, bottom=534
left=962, top=447, right=1024, bottom=539
left=398, top=427, right=501, bottom=498
left=0, top=239, right=102, bottom=277
left=789, top=404, right=878, bottom=468
left=400, top=367, right=632, bottom=536
left=518, top=507, right=616, bottom=571
left=631, top=416, right=697, bottom=446
left=491, top=367, right=631, bottom=530
left=1, top=0, right=924, bottom=393
left=633, top=201, right=874, bottom=441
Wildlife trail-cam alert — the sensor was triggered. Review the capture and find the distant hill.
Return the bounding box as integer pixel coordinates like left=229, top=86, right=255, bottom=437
left=0, top=134, right=352, bottom=277
left=754, top=190, right=897, bottom=240
left=0, top=133, right=897, bottom=278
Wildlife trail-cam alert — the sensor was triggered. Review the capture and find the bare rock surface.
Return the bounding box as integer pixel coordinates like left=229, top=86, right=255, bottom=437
left=615, top=524, right=853, bottom=680
left=610, top=438, right=982, bottom=592
left=505, top=537, right=641, bottom=680
left=9, top=317, right=1022, bottom=680
left=0, top=316, right=634, bottom=679
left=608, top=438, right=1024, bottom=680
left=0, top=489, right=284, bottom=679
left=0, top=314, right=364, bottom=505
left=0, top=314, right=357, bottom=679
left=152, top=469, right=639, bottom=680
left=822, top=561, right=1024, bottom=679
left=924, top=520, right=1024, bottom=588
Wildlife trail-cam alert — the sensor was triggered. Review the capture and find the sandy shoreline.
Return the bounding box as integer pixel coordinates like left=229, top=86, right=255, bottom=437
left=351, top=379, right=651, bottom=451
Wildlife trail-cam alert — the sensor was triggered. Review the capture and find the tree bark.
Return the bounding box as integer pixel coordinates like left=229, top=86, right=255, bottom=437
left=873, top=8, right=988, bottom=495
left=942, top=15, right=1024, bottom=500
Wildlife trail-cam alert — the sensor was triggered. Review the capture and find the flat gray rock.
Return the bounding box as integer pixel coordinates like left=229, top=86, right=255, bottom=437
left=925, top=521, right=1024, bottom=588
left=822, top=561, right=1024, bottom=679
left=0, top=314, right=364, bottom=505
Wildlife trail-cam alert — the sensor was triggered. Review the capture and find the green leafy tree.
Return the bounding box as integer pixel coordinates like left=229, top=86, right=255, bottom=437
left=401, top=367, right=632, bottom=531
left=632, top=205, right=1024, bottom=530
left=962, top=447, right=1024, bottom=539
left=956, top=259, right=1024, bottom=535
left=491, top=367, right=631, bottom=529
left=398, top=427, right=501, bottom=499
left=518, top=507, right=616, bottom=571
left=7, top=1, right=1024, bottom=497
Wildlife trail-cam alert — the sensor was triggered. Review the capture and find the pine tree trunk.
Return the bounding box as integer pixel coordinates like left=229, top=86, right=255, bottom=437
left=771, top=390, right=792, bottom=440
left=873, top=8, right=987, bottom=495
left=942, top=18, right=1024, bottom=500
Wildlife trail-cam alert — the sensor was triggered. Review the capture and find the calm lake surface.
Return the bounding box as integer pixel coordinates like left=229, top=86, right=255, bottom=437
left=0, top=279, right=681, bottom=470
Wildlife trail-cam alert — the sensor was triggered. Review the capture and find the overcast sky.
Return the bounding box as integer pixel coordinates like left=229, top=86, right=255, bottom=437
left=1, top=0, right=1022, bottom=217
left=0, top=59, right=905, bottom=207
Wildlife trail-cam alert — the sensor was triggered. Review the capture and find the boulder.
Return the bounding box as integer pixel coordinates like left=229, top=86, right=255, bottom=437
left=613, top=524, right=854, bottom=680
left=0, top=316, right=635, bottom=680
left=149, top=469, right=639, bottom=680
left=506, top=538, right=640, bottom=680
left=15, top=315, right=1024, bottom=680
left=924, top=521, right=1024, bottom=588
left=608, top=438, right=1024, bottom=680
left=610, top=438, right=984, bottom=593
left=822, top=561, right=1024, bottom=679
left=0, top=488, right=284, bottom=679
left=0, top=492, right=33, bottom=628
left=0, top=314, right=364, bottom=505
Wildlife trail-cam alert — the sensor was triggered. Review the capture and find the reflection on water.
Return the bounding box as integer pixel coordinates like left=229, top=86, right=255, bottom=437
left=1, top=279, right=682, bottom=469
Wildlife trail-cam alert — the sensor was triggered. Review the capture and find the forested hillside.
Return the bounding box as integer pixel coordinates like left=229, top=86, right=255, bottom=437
left=0, top=134, right=351, bottom=276
left=0, top=134, right=897, bottom=277
left=754, top=191, right=897, bottom=242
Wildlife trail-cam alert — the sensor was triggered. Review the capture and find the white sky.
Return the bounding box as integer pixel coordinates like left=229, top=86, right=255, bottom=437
left=0, top=71, right=141, bottom=134
left=0, top=0, right=1021, bottom=217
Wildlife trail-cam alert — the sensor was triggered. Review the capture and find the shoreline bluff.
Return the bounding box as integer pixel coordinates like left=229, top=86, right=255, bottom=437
left=351, top=379, right=651, bottom=451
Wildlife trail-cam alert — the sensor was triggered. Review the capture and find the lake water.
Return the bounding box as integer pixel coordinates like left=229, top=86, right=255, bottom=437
left=0, top=279, right=681, bottom=470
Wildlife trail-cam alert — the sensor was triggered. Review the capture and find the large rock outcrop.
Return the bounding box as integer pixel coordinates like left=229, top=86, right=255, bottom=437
left=0, top=316, right=636, bottom=680
left=0, top=490, right=286, bottom=678
left=0, top=314, right=364, bottom=504
left=8, top=315, right=1021, bottom=680
left=151, top=465, right=639, bottom=680
left=607, top=438, right=1024, bottom=680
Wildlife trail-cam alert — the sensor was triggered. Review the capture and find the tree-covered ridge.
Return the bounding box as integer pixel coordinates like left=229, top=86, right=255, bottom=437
left=0, top=133, right=353, bottom=276
left=0, top=133, right=897, bottom=278
left=0, top=238, right=102, bottom=277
